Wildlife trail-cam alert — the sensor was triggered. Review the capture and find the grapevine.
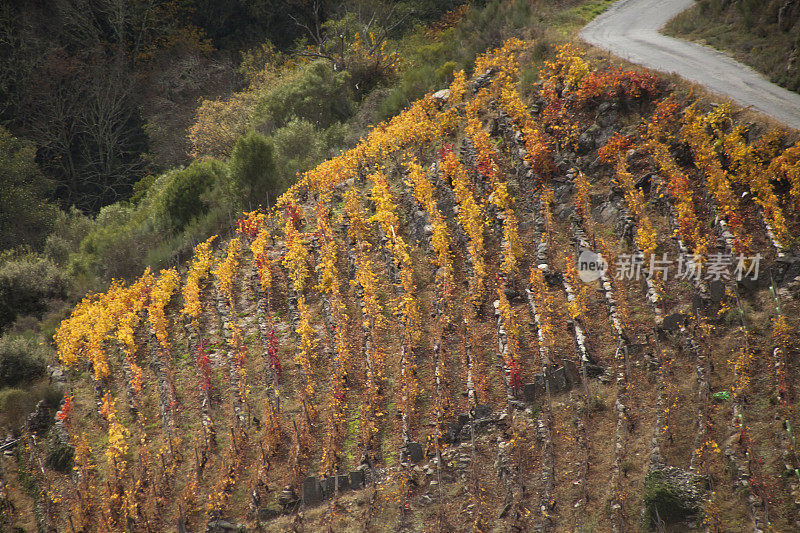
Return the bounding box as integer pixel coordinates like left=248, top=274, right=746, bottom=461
left=182, top=236, right=218, bottom=328
left=440, top=149, right=487, bottom=307
left=212, top=237, right=241, bottom=307
left=681, top=105, right=751, bottom=253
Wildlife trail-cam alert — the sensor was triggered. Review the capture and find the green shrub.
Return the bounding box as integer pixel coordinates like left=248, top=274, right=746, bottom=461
left=229, top=130, right=280, bottom=209
left=436, top=61, right=459, bottom=84
left=130, top=173, right=158, bottom=205
left=43, top=235, right=72, bottom=267
left=46, top=433, right=74, bottom=473
left=712, top=390, right=730, bottom=402
left=72, top=206, right=153, bottom=282
left=273, top=119, right=327, bottom=173
left=0, top=382, right=61, bottom=433
left=621, top=460, right=634, bottom=476
left=377, top=0, right=539, bottom=120
left=0, top=255, right=69, bottom=330
left=406, top=0, right=466, bottom=22
left=32, top=382, right=64, bottom=410
left=0, top=334, right=46, bottom=388
left=378, top=63, right=444, bottom=120
left=254, top=60, right=354, bottom=132
left=0, top=388, right=36, bottom=430
left=159, top=160, right=225, bottom=231
left=643, top=469, right=702, bottom=527
left=71, top=164, right=222, bottom=281
left=44, top=208, right=93, bottom=268
left=145, top=204, right=234, bottom=270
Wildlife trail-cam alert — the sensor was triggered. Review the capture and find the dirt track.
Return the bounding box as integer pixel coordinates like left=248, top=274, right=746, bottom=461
left=580, top=0, right=800, bottom=131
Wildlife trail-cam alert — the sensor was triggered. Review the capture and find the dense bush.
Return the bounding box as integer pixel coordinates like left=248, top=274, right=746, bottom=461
left=0, top=382, right=61, bottom=433
left=72, top=203, right=154, bottom=281
left=188, top=91, right=259, bottom=159
left=0, top=334, right=46, bottom=388
left=0, top=388, right=36, bottom=430
left=43, top=208, right=94, bottom=268
left=229, top=121, right=345, bottom=209
left=0, top=255, right=69, bottom=330
left=273, top=119, right=323, bottom=163
left=254, top=61, right=355, bottom=132
left=378, top=0, right=537, bottom=119
left=67, top=160, right=239, bottom=282
left=229, top=130, right=280, bottom=208
left=159, top=161, right=226, bottom=231
left=272, top=118, right=333, bottom=181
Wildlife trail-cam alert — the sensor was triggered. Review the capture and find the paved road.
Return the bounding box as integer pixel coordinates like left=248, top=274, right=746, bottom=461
left=580, top=0, right=800, bottom=131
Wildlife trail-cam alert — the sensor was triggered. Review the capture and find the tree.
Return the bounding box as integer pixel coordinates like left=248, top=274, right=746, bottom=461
left=159, top=160, right=225, bottom=231
left=290, top=0, right=409, bottom=92
left=188, top=91, right=258, bottom=159
left=229, top=130, right=281, bottom=208
left=0, top=127, right=58, bottom=250
left=0, top=0, right=211, bottom=213
left=190, top=0, right=317, bottom=50
left=21, top=49, right=148, bottom=213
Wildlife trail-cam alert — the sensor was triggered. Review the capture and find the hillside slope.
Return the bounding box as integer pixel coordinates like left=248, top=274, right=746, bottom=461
left=3, top=40, right=800, bottom=532
left=580, top=0, right=800, bottom=130
left=664, top=0, right=800, bottom=94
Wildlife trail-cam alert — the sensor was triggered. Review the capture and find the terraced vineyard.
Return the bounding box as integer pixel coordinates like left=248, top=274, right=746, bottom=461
left=7, top=39, right=800, bottom=532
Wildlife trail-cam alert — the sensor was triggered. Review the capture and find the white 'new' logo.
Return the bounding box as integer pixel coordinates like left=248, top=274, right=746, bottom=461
left=576, top=249, right=607, bottom=283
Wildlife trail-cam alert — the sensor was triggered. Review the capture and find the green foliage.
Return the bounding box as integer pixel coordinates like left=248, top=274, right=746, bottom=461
left=66, top=160, right=238, bottom=283
left=254, top=61, right=355, bottom=132
left=45, top=432, right=74, bottom=473
left=570, top=0, right=616, bottom=22
left=0, top=382, right=61, bottom=432
left=43, top=208, right=93, bottom=268
left=405, top=0, right=468, bottom=22
left=72, top=204, right=151, bottom=281
left=712, top=390, right=731, bottom=402
left=130, top=174, right=159, bottom=206
left=37, top=382, right=64, bottom=410
left=643, top=469, right=701, bottom=527
left=0, top=334, right=46, bottom=388
left=45, top=207, right=92, bottom=261
left=229, top=130, right=280, bottom=208
left=227, top=118, right=344, bottom=210
left=377, top=0, right=539, bottom=120
left=146, top=204, right=233, bottom=270
left=0, top=388, right=36, bottom=430
left=0, top=127, right=58, bottom=251
left=159, top=161, right=226, bottom=231
left=272, top=118, right=329, bottom=179
left=0, top=255, right=68, bottom=331
left=436, top=61, right=459, bottom=83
